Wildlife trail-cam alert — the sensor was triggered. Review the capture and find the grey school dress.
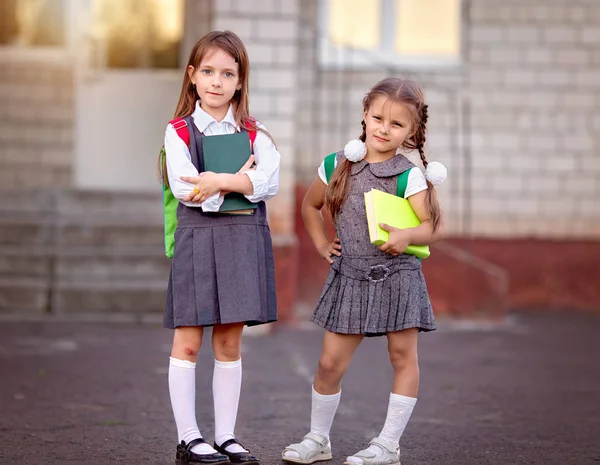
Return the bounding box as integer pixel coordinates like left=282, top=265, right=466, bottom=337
left=311, top=152, right=436, bottom=336
left=163, top=116, right=277, bottom=329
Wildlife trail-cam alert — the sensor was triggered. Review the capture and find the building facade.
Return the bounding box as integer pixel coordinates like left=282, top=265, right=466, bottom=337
left=1, top=0, right=599, bottom=318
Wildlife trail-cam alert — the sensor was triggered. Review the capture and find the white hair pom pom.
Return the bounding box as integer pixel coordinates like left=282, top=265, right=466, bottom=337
left=343, top=139, right=367, bottom=162
left=425, top=161, right=447, bottom=186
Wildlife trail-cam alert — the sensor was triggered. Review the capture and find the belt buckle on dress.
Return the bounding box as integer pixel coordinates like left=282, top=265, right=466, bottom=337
left=366, top=264, right=390, bottom=283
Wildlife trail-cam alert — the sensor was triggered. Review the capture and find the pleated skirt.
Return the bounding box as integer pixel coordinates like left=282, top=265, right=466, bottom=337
left=311, top=255, right=436, bottom=336
left=163, top=222, right=277, bottom=329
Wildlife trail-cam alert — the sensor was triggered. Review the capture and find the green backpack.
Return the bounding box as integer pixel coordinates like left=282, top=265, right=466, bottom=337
left=160, top=118, right=189, bottom=259
left=323, top=152, right=411, bottom=197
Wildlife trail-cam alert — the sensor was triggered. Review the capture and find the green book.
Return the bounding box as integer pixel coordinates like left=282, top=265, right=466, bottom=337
left=201, top=132, right=258, bottom=214
left=364, top=188, right=430, bottom=259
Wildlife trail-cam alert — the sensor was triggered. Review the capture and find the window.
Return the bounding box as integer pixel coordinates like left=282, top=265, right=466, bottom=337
left=92, top=0, right=184, bottom=69
left=0, top=0, right=65, bottom=47
left=321, top=0, right=462, bottom=68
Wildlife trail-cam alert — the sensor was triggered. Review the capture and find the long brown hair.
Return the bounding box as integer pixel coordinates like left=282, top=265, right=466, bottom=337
left=325, top=78, right=442, bottom=233
left=160, top=30, right=265, bottom=184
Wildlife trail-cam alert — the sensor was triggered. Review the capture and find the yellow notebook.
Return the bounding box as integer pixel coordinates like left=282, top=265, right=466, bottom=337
left=364, top=188, right=431, bottom=259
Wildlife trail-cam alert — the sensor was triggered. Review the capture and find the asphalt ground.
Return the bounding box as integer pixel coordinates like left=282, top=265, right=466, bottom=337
left=0, top=312, right=599, bottom=464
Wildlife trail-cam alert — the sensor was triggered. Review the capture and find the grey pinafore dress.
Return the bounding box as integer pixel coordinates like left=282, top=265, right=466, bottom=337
left=311, top=152, right=436, bottom=336
left=163, top=116, right=277, bottom=329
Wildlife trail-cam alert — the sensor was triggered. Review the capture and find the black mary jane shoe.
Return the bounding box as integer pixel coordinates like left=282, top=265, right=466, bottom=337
left=176, top=439, right=231, bottom=465
left=213, top=439, right=260, bottom=464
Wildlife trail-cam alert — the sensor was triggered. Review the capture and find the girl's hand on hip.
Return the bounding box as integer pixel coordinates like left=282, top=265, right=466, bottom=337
left=378, top=223, right=410, bottom=256
left=181, top=172, right=223, bottom=203
left=317, top=238, right=342, bottom=264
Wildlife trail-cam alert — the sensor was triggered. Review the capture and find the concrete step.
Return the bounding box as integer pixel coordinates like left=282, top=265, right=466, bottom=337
left=52, top=279, right=167, bottom=314
left=55, top=223, right=164, bottom=248
left=0, top=219, right=53, bottom=246
left=0, top=188, right=164, bottom=247
left=0, top=274, right=168, bottom=314
left=0, top=189, right=168, bottom=313
left=0, top=247, right=51, bottom=278
left=0, top=245, right=170, bottom=313
left=0, top=246, right=169, bottom=279
left=0, top=188, right=162, bottom=217
left=0, top=277, right=49, bottom=312
left=54, top=247, right=170, bottom=282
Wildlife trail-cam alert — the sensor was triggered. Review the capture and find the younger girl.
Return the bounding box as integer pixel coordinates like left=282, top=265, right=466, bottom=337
left=282, top=78, right=446, bottom=465
left=162, top=31, right=280, bottom=465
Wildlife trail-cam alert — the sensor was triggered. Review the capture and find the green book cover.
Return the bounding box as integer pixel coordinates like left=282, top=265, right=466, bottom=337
left=364, top=188, right=431, bottom=259
left=201, top=132, right=258, bottom=213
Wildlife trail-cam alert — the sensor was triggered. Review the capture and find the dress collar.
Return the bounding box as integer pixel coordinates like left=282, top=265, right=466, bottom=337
left=349, top=153, right=415, bottom=177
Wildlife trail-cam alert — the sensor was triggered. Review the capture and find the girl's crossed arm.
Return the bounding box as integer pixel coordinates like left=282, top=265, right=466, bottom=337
left=182, top=122, right=281, bottom=204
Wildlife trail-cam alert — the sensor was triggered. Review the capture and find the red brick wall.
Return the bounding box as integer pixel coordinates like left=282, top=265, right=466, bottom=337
left=273, top=243, right=299, bottom=323
left=441, top=238, right=600, bottom=313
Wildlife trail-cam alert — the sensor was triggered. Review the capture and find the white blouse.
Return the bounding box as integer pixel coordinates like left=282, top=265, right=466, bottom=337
left=164, top=102, right=281, bottom=211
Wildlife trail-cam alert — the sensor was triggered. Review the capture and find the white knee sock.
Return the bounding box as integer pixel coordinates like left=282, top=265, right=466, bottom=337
left=378, top=393, right=417, bottom=444
left=168, top=357, right=217, bottom=455
left=310, top=386, right=341, bottom=438
left=283, top=386, right=340, bottom=459
left=213, top=359, right=247, bottom=454
left=347, top=394, right=416, bottom=464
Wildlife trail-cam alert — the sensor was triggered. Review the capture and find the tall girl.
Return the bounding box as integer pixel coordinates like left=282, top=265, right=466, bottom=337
left=162, top=30, right=280, bottom=465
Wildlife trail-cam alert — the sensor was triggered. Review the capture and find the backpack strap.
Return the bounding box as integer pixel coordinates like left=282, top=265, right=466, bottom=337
left=243, top=117, right=258, bottom=151
left=170, top=116, right=255, bottom=148
left=396, top=168, right=411, bottom=198
left=324, top=152, right=337, bottom=183
left=169, top=117, right=190, bottom=146
left=248, top=129, right=257, bottom=147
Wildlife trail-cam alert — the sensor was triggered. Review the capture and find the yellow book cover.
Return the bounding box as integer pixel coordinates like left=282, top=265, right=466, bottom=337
left=364, top=189, right=431, bottom=259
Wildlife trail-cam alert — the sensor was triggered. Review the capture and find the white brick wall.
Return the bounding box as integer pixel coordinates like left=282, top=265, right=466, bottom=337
left=292, top=0, right=600, bottom=239
left=463, top=0, right=600, bottom=238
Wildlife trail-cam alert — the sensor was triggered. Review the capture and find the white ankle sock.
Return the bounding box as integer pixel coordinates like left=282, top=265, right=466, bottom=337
left=283, top=386, right=340, bottom=459
left=168, top=357, right=217, bottom=455
left=213, top=359, right=247, bottom=454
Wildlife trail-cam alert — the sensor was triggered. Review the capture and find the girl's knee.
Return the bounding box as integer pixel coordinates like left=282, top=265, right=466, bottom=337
left=213, top=331, right=242, bottom=360
left=172, top=328, right=203, bottom=359
left=389, top=348, right=418, bottom=372
left=172, top=340, right=201, bottom=359
left=317, top=353, right=345, bottom=379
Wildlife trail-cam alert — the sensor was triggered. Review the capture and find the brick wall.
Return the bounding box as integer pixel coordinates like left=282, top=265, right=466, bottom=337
left=466, top=0, right=600, bottom=238
left=295, top=0, right=600, bottom=240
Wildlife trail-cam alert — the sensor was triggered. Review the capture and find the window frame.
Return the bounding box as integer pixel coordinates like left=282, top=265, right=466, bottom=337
left=318, top=0, right=466, bottom=70
left=0, top=0, right=80, bottom=62
left=0, top=0, right=188, bottom=70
